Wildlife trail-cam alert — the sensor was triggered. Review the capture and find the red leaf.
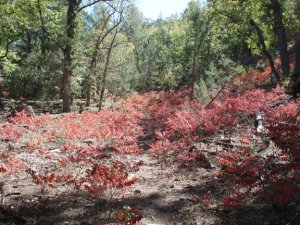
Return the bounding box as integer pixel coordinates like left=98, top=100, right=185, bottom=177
left=116, top=210, right=124, bottom=222
left=193, top=194, right=202, bottom=202
left=47, top=173, right=55, bottom=183
left=0, top=166, right=7, bottom=173
left=240, top=135, right=250, bottom=143
left=125, top=216, right=143, bottom=225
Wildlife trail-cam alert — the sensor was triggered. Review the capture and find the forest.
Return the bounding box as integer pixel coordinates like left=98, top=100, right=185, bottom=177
left=0, top=0, right=300, bottom=224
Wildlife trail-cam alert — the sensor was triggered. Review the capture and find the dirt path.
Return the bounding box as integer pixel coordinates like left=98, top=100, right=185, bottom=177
left=1, top=141, right=298, bottom=225
left=0, top=147, right=221, bottom=225
left=122, top=152, right=222, bottom=225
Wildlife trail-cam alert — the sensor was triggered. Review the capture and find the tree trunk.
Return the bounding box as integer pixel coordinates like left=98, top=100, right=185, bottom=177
left=86, top=81, right=92, bottom=106
left=22, top=78, right=27, bottom=98
left=86, top=52, right=96, bottom=107
left=37, top=0, right=47, bottom=54
left=99, top=28, right=118, bottom=111
left=62, top=0, right=78, bottom=112
left=98, top=83, right=105, bottom=111
left=250, top=19, right=280, bottom=82
left=270, top=0, right=289, bottom=76
left=62, top=51, right=71, bottom=112
left=86, top=10, right=120, bottom=106
left=294, top=32, right=300, bottom=78
left=190, top=35, right=198, bottom=100
left=145, top=61, right=153, bottom=91
left=189, top=20, right=210, bottom=99
left=86, top=33, right=103, bottom=107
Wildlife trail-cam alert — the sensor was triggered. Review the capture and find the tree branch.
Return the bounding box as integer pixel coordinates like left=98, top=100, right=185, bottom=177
left=104, top=1, right=119, bottom=13
left=0, top=40, right=11, bottom=59
left=89, top=10, right=118, bottom=70
left=91, top=2, right=125, bottom=63
left=36, top=0, right=65, bottom=52
left=37, top=0, right=47, bottom=53
left=37, top=0, right=45, bottom=29
left=249, top=19, right=280, bottom=82
left=77, top=0, right=113, bottom=13
left=205, top=84, right=227, bottom=109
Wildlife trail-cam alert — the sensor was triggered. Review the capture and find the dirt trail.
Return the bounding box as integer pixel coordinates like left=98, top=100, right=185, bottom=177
left=0, top=148, right=221, bottom=224
left=123, top=151, right=221, bottom=225
left=1, top=148, right=297, bottom=225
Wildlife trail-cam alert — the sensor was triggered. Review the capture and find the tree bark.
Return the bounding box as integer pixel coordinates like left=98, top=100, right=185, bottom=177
left=190, top=38, right=197, bottom=100
left=37, top=0, right=47, bottom=54
left=87, top=1, right=124, bottom=107
left=145, top=60, right=153, bottom=91
left=249, top=19, right=280, bottom=82
left=294, top=32, right=300, bottom=78
left=189, top=19, right=210, bottom=99
left=62, top=46, right=72, bottom=112
left=62, top=0, right=79, bottom=112
left=270, top=0, right=290, bottom=76
left=99, top=27, right=118, bottom=111
left=86, top=80, right=92, bottom=107
left=86, top=11, right=118, bottom=106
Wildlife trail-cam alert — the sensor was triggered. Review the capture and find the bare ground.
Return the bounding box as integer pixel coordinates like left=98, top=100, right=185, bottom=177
left=1, top=144, right=299, bottom=225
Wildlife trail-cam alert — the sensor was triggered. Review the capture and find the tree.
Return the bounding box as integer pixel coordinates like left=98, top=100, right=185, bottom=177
left=270, top=0, right=289, bottom=76
left=208, top=0, right=292, bottom=82
left=0, top=0, right=57, bottom=97
left=85, top=3, right=121, bottom=106
left=183, top=1, right=212, bottom=98
left=249, top=19, right=280, bottom=81
left=61, top=0, right=112, bottom=112
left=288, top=0, right=300, bottom=78
left=98, top=0, right=126, bottom=110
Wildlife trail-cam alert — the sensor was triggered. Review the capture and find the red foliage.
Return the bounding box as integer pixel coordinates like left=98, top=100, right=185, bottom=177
left=217, top=99, right=300, bottom=208
left=141, top=86, right=299, bottom=209
left=266, top=101, right=300, bottom=157
left=0, top=151, right=26, bottom=175
left=149, top=86, right=287, bottom=162
left=232, top=67, right=271, bottom=89
left=0, top=95, right=149, bottom=197
left=0, top=123, right=23, bottom=141
left=79, top=160, right=142, bottom=196
left=116, top=206, right=143, bottom=224
left=193, top=191, right=212, bottom=205
left=0, top=81, right=298, bottom=211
